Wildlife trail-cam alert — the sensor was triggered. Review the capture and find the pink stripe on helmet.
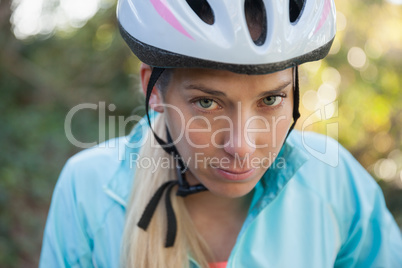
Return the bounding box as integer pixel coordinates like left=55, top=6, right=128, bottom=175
left=314, top=0, right=331, bottom=34
left=150, top=0, right=194, bottom=40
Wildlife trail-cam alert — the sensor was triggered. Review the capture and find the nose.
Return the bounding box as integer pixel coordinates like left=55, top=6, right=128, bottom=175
left=223, top=114, right=256, bottom=159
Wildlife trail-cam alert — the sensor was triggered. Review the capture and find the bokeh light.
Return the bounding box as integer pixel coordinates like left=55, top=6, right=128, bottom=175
left=302, top=90, right=319, bottom=111
left=302, top=61, right=322, bottom=74
left=11, top=0, right=103, bottom=39
left=93, top=23, right=115, bottom=51
left=60, top=0, right=99, bottom=25
left=374, top=158, right=398, bottom=181
left=11, top=0, right=44, bottom=39
left=336, top=11, right=347, bottom=32
left=323, top=102, right=337, bottom=120
left=321, top=67, right=341, bottom=88
left=387, top=0, right=402, bottom=5
left=373, top=132, right=394, bottom=153
left=389, top=150, right=402, bottom=166
left=317, top=83, right=337, bottom=104
left=347, top=47, right=367, bottom=70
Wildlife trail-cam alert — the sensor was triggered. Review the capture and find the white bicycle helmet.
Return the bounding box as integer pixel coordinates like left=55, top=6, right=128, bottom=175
left=117, top=0, right=336, bottom=74
left=117, top=0, right=336, bottom=248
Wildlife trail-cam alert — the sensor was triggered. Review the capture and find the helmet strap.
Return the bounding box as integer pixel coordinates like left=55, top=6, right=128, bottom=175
left=144, top=67, right=207, bottom=195
left=287, top=66, right=301, bottom=137
left=145, top=67, right=178, bottom=155
left=138, top=67, right=207, bottom=248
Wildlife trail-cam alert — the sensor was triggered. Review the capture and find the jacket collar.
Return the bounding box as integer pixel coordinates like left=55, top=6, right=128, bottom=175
left=103, top=115, right=150, bottom=208
left=246, top=135, right=309, bottom=224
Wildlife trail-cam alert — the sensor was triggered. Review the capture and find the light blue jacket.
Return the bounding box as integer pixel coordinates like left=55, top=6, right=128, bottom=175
left=40, top=115, right=402, bottom=267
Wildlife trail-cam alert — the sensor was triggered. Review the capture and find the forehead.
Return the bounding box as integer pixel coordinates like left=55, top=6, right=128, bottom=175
left=167, top=67, right=293, bottom=94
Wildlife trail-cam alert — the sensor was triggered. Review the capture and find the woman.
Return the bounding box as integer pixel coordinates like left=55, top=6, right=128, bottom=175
left=40, top=0, right=402, bottom=267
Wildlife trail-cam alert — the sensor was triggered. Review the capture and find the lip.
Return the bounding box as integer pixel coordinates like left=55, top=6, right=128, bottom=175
left=214, top=167, right=256, bottom=181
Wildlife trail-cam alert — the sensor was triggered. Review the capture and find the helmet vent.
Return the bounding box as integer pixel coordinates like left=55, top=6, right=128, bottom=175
left=244, top=0, right=267, bottom=46
left=289, top=0, right=306, bottom=23
left=186, top=0, right=215, bottom=25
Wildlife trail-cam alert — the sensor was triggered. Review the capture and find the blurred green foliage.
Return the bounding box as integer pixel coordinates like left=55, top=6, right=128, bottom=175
left=0, top=0, right=401, bottom=267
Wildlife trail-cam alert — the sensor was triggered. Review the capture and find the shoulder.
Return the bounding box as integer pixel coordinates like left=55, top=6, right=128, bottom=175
left=41, top=136, right=135, bottom=267
left=40, top=115, right=154, bottom=267
left=287, top=130, right=373, bottom=182
left=287, top=130, right=347, bottom=168
left=286, top=130, right=382, bottom=216
left=56, top=115, right=150, bottom=194
left=53, top=113, right=153, bottom=209
left=57, top=137, right=127, bottom=190
left=284, top=131, right=402, bottom=254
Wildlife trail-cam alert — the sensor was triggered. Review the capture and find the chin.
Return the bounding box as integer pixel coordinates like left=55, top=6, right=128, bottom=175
left=203, top=179, right=258, bottom=199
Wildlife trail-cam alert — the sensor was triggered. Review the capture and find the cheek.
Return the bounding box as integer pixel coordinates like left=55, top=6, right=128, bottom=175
left=255, top=111, right=293, bottom=150
left=273, top=117, right=292, bottom=148
left=183, top=118, right=213, bottom=149
left=164, top=109, right=212, bottom=161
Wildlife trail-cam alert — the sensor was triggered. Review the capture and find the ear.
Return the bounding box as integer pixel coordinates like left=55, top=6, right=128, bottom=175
left=140, top=63, right=164, bottom=113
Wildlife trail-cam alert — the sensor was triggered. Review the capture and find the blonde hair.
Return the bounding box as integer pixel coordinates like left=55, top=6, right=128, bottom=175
left=120, top=113, right=213, bottom=268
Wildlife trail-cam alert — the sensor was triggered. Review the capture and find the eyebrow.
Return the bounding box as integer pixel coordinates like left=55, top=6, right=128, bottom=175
left=184, top=80, right=292, bottom=98
left=256, top=80, right=292, bottom=98
left=184, top=84, right=227, bottom=97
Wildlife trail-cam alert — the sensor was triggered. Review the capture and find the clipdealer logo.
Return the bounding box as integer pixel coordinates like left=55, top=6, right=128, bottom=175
left=129, top=151, right=286, bottom=173
left=64, top=101, right=340, bottom=167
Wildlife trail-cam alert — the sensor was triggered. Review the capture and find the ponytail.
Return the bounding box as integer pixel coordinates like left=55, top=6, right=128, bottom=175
left=120, top=114, right=212, bottom=268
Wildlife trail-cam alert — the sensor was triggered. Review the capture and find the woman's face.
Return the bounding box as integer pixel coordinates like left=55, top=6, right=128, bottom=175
left=144, top=66, right=294, bottom=198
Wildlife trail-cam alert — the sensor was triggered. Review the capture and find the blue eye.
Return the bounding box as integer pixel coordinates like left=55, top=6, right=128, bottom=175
left=262, top=96, right=282, bottom=106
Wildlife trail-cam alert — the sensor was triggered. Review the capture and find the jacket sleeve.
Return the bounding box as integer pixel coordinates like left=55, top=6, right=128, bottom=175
left=39, top=160, right=94, bottom=268
left=333, top=160, right=402, bottom=267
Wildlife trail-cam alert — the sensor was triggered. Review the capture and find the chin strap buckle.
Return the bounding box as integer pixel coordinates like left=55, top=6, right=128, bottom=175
left=176, top=183, right=208, bottom=197
left=175, top=159, right=207, bottom=197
